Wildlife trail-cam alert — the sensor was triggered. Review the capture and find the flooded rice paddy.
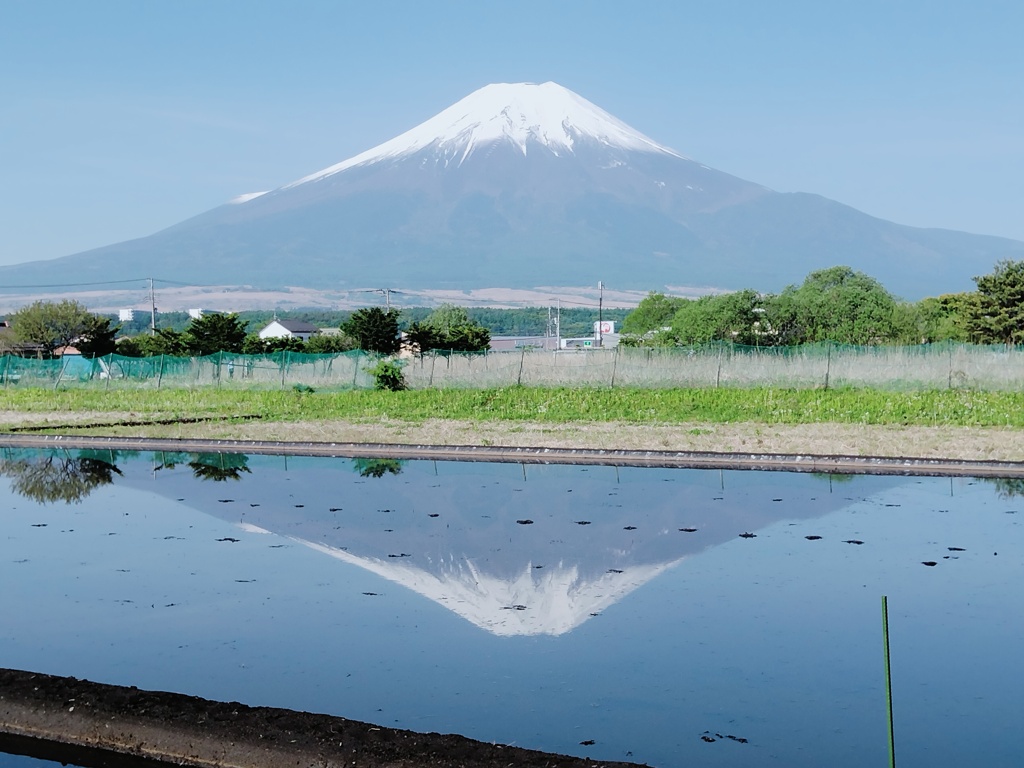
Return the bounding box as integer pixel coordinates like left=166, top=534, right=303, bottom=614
left=2, top=446, right=1023, bottom=767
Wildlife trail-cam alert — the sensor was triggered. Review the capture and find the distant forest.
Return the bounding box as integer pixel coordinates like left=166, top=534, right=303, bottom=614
left=111, top=306, right=631, bottom=340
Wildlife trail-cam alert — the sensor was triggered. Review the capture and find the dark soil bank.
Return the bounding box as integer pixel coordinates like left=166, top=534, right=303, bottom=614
left=0, top=668, right=648, bottom=767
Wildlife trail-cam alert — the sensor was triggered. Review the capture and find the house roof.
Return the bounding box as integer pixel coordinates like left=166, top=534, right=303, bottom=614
left=266, top=319, right=319, bottom=333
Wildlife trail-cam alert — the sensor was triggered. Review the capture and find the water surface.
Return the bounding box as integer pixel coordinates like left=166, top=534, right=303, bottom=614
left=2, top=447, right=1022, bottom=767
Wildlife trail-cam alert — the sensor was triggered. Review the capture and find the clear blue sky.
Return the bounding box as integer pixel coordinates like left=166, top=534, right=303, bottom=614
left=2, top=0, right=1022, bottom=269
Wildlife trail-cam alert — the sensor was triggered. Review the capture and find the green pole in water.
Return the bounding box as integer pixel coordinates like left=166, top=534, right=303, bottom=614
left=882, top=595, right=896, bottom=768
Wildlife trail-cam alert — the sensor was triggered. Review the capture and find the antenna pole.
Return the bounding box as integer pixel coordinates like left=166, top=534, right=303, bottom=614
left=597, top=281, right=604, bottom=347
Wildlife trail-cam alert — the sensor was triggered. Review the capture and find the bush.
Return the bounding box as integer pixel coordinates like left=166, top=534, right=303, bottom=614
left=368, top=359, right=406, bottom=391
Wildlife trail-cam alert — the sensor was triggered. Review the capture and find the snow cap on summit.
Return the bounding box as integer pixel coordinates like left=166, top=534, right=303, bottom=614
left=286, top=81, right=683, bottom=187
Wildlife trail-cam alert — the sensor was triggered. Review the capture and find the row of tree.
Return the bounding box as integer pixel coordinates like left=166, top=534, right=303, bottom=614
left=115, top=306, right=629, bottom=339
left=1, top=301, right=491, bottom=358
left=8, top=259, right=1024, bottom=358
left=621, top=261, right=1024, bottom=347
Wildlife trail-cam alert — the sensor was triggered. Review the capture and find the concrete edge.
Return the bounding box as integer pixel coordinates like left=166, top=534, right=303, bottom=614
left=2, top=432, right=1024, bottom=477
left=0, top=668, right=644, bottom=768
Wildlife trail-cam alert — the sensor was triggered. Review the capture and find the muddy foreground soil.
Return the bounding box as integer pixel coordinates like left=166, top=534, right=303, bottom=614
left=0, top=668, right=642, bottom=768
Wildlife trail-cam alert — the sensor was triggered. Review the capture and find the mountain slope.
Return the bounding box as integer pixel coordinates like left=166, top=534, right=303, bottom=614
left=2, top=81, right=1021, bottom=299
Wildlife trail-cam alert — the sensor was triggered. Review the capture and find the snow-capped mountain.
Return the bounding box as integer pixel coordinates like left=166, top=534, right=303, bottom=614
left=2, top=81, right=1021, bottom=298
left=284, top=81, right=684, bottom=185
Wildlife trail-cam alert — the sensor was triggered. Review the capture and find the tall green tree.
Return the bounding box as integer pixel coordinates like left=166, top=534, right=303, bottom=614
left=909, top=293, right=976, bottom=343
left=966, top=259, right=1024, bottom=343
left=406, top=304, right=491, bottom=353
left=769, top=266, right=904, bottom=345
left=184, top=313, right=248, bottom=355
left=10, top=299, right=94, bottom=357
left=76, top=315, right=121, bottom=358
left=343, top=307, right=401, bottom=355
left=670, top=289, right=767, bottom=346
left=621, top=292, right=688, bottom=335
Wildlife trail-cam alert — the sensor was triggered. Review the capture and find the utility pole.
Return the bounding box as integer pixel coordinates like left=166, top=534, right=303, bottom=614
left=555, top=299, right=561, bottom=351
left=377, top=288, right=394, bottom=310
left=149, top=278, right=157, bottom=335
left=597, top=281, right=604, bottom=347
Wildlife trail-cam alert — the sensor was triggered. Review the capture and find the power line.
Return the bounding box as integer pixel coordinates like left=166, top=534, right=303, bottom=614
left=0, top=276, right=228, bottom=290
left=0, top=278, right=148, bottom=289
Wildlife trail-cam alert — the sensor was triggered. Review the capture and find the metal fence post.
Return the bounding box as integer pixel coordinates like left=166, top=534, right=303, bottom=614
left=610, top=345, right=620, bottom=387
left=53, top=356, right=67, bottom=390
left=824, top=342, right=832, bottom=390
left=157, top=354, right=165, bottom=389
left=517, top=348, right=526, bottom=386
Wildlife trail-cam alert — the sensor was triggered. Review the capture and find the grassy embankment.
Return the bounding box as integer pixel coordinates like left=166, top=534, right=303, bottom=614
left=3, top=387, right=1024, bottom=430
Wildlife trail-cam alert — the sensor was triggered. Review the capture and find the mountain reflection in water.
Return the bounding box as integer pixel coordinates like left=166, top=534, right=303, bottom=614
left=101, top=451, right=899, bottom=636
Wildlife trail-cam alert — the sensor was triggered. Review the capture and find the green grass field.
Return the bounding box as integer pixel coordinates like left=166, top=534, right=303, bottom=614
left=3, top=386, right=1023, bottom=429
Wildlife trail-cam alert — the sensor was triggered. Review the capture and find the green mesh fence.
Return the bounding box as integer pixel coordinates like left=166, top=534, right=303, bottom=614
left=2, top=342, right=1024, bottom=391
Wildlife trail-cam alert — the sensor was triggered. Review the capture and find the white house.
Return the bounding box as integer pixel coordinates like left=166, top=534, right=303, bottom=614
left=258, top=319, right=319, bottom=342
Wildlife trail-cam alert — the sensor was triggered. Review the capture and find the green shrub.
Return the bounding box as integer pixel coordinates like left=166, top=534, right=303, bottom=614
left=368, top=359, right=406, bottom=391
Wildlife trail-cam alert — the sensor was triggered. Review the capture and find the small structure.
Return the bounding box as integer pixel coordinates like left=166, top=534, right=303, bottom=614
left=188, top=308, right=204, bottom=320
left=118, top=309, right=136, bottom=322
left=560, top=337, right=598, bottom=350
left=258, top=319, right=319, bottom=342
left=489, top=335, right=556, bottom=351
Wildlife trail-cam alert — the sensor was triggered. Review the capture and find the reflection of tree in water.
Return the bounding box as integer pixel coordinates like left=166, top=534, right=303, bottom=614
left=810, top=473, right=855, bottom=483
left=0, top=450, right=122, bottom=504
left=352, top=458, right=404, bottom=478
left=188, top=453, right=252, bottom=482
left=810, top=472, right=856, bottom=493
left=986, top=477, right=1024, bottom=499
